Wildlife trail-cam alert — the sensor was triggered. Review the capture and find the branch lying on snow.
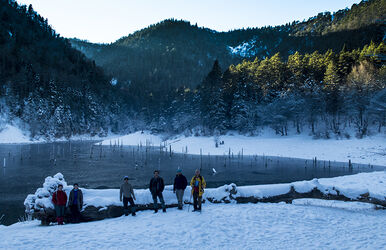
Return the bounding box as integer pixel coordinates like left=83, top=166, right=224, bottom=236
left=25, top=172, right=386, bottom=225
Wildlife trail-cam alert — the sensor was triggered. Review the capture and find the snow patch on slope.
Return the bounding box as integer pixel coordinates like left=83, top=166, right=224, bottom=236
left=228, top=37, right=268, bottom=57
left=0, top=124, right=34, bottom=144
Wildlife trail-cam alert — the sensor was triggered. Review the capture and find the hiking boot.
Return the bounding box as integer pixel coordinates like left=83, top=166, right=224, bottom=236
left=162, top=208, right=166, bottom=213
left=154, top=209, right=158, bottom=213
left=132, top=212, right=136, bottom=216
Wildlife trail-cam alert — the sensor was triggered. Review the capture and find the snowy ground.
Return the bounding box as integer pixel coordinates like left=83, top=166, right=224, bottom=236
left=101, top=131, right=386, bottom=166
left=25, top=171, right=386, bottom=216
left=14, top=171, right=386, bottom=249
left=0, top=124, right=34, bottom=144
left=1, top=202, right=385, bottom=249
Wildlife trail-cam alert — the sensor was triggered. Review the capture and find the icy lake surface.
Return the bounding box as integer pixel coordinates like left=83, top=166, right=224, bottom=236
left=0, top=141, right=384, bottom=225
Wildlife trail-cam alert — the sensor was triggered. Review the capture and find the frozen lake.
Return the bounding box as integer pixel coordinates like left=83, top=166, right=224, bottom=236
left=0, top=141, right=384, bottom=225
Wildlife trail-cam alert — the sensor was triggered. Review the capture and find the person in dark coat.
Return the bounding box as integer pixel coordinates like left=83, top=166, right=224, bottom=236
left=68, top=183, right=83, bottom=223
left=173, top=169, right=187, bottom=210
left=52, top=184, right=67, bottom=225
left=120, top=176, right=136, bottom=216
left=149, top=170, right=166, bottom=213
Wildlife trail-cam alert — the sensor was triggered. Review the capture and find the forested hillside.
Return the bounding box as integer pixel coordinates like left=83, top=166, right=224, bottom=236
left=70, top=0, right=385, bottom=113
left=291, top=0, right=385, bottom=35
left=0, top=0, right=119, bottom=138
left=1, top=0, right=385, bottom=139
left=161, top=42, right=385, bottom=138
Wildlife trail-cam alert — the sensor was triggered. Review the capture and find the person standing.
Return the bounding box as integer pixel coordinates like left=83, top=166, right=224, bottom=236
left=52, top=184, right=67, bottom=225
left=190, top=169, right=206, bottom=212
left=120, top=176, right=136, bottom=216
left=173, top=169, right=187, bottom=210
left=68, top=183, right=83, bottom=223
left=149, top=170, right=166, bottom=213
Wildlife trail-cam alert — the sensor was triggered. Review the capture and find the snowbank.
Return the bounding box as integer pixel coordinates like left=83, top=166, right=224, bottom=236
left=292, top=199, right=378, bottom=211
left=100, top=131, right=386, bottom=165
left=25, top=171, right=386, bottom=216
left=2, top=202, right=386, bottom=249
left=0, top=124, right=115, bottom=144
left=0, top=124, right=34, bottom=144
left=99, top=131, right=163, bottom=147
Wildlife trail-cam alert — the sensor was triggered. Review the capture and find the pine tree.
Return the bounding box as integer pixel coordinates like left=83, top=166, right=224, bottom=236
left=199, top=60, right=227, bottom=131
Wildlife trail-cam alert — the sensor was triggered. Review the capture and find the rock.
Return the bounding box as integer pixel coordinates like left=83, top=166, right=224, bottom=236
left=32, top=203, right=180, bottom=225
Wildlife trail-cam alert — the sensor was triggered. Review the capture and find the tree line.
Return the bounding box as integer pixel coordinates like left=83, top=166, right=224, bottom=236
left=149, top=42, right=385, bottom=138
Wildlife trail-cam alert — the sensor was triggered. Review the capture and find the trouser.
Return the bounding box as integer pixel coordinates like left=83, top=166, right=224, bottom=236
left=70, top=205, right=81, bottom=223
left=152, top=192, right=165, bottom=211
left=55, top=205, right=66, bottom=217
left=123, top=197, right=136, bottom=215
left=193, top=192, right=202, bottom=210
left=55, top=205, right=66, bottom=224
left=175, top=189, right=185, bottom=208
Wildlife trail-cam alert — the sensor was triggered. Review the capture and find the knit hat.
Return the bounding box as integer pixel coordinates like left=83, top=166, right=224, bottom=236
left=176, top=169, right=182, bottom=173
left=123, top=176, right=129, bottom=180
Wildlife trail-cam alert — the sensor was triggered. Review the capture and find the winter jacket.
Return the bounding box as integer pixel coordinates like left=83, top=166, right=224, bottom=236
left=120, top=182, right=135, bottom=200
left=190, top=175, right=206, bottom=196
left=68, top=189, right=83, bottom=210
left=149, top=177, right=165, bottom=194
left=52, top=190, right=67, bottom=206
left=173, top=174, right=188, bottom=191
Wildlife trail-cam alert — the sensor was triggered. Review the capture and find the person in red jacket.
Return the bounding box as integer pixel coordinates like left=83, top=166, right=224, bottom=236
left=52, top=184, right=67, bottom=225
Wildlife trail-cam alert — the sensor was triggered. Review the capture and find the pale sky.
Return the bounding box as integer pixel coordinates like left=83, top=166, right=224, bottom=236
left=17, top=0, right=361, bottom=44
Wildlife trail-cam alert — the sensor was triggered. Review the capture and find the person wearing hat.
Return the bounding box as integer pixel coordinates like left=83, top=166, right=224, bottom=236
left=120, top=176, right=136, bottom=216
left=173, top=169, right=187, bottom=210
left=52, top=184, right=67, bottom=225
left=68, top=183, right=83, bottom=223
left=149, top=170, right=166, bottom=213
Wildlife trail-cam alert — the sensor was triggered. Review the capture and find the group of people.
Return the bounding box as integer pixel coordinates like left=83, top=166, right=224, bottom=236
left=120, top=169, right=206, bottom=216
left=52, top=169, right=206, bottom=225
left=51, top=183, right=83, bottom=225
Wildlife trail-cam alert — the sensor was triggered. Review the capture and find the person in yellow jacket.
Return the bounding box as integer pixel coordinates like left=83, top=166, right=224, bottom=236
left=190, top=169, right=206, bottom=212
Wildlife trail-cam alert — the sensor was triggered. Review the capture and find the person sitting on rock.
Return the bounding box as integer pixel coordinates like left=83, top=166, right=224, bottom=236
left=149, top=170, right=166, bottom=213
left=190, top=169, right=206, bottom=212
left=52, top=184, right=67, bottom=225
left=120, top=176, right=136, bottom=216
left=68, top=183, right=83, bottom=223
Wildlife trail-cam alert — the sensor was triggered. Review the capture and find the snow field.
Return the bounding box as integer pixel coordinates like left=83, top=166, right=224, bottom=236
left=2, top=202, right=386, bottom=249
left=100, top=131, right=386, bottom=166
